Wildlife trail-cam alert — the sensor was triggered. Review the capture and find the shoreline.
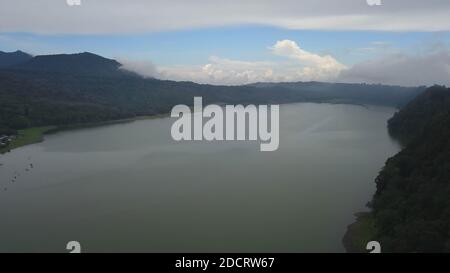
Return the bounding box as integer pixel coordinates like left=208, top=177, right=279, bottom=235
left=0, top=113, right=169, bottom=154
left=342, top=212, right=377, bottom=253
left=0, top=102, right=376, bottom=155
left=0, top=126, right=55, bottom=154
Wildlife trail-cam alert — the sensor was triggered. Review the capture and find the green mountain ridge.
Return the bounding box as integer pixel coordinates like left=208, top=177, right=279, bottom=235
left=0, top=51, right=424, bottom=136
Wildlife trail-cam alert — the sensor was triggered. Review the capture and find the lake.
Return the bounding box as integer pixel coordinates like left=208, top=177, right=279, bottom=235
left=0, top=103, right=400, bottom=253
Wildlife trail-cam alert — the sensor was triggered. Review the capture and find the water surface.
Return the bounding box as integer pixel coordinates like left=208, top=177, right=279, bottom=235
left=0, top=103, right=400, bottom=252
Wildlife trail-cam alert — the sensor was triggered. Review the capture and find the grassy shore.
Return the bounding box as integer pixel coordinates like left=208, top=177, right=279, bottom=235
left=0, top=114, right=170, bottom=154
left=342, top=212, right=377, bottom=253
left=0, top=126, right=55, bottom=154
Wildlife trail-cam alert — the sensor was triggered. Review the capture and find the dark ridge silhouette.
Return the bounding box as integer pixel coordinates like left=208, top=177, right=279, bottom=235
left=11, top=52, right=124, bottom=77
left=0, top=50, right=32, bottom=68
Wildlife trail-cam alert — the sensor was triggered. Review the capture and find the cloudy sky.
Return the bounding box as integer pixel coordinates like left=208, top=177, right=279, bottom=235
left=1, top=0, right=450, bottom=86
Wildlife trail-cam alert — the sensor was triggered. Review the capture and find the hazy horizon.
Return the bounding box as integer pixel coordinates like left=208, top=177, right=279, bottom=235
left=1, top=0, right=450, bottom=87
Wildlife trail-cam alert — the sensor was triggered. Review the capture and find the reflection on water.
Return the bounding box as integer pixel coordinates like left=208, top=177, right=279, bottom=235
left=0, top=103, right=400, bottom=253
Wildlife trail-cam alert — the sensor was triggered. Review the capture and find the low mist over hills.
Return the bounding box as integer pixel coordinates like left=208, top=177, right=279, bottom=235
left=0, top=50, right=425, bottom=135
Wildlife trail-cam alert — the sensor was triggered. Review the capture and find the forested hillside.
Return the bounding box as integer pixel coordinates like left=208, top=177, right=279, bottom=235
left=0, top=51, right=424, bottom=136
left=346, top=85, right=450, bottom=252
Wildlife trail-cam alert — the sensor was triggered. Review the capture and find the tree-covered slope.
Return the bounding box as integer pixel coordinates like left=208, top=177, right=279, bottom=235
left=347, top=86, right=450, bottom=252
left=0, top=51, right=424, bottom=135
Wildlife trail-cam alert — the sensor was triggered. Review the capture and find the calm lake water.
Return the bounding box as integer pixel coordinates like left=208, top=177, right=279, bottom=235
left=0, top=103, right=400, bottom=253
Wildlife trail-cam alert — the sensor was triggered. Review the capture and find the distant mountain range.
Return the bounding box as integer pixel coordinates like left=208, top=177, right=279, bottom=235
left=0, top=50, right=128, bottom=77
left=0, top=50, right=425, bottom=134
left=13, top=52, right=124, bottom=77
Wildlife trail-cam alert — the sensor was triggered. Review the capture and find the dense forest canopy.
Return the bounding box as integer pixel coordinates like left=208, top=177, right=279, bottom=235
left=365, top=85, right=450, bottom=252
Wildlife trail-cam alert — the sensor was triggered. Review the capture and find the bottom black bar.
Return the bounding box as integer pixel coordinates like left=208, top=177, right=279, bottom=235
left=1, top=253, right=443, bottom=272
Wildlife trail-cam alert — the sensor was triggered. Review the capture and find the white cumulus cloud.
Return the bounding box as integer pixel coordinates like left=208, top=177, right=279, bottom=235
left=271, top=40, right=347, bottom=81
left=121, top=40, right=347, bottom=85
